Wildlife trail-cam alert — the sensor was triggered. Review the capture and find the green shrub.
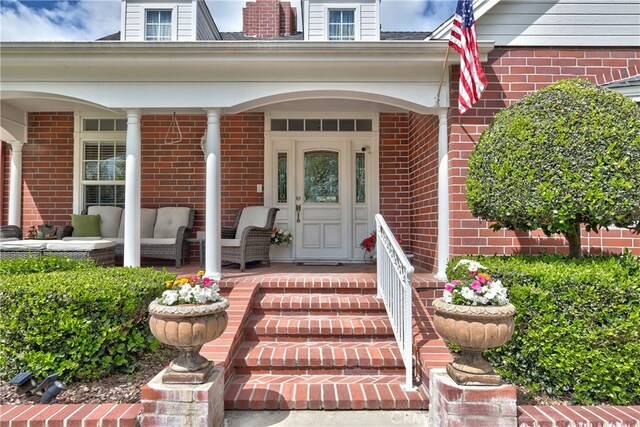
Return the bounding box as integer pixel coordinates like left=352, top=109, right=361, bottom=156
left=466, top=78, right=640, bottom=258
left=0, top=255, right=95, bottom=275
left=447, top=253, right=640, bottom=405
left=0, top=267, right=174, bottom=382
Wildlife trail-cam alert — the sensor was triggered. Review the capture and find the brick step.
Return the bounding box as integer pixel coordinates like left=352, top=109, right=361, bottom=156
left=259, top=278, right=377, bottom=295
left=245, top=315, right=393, bottom=340
left=224, top=374, right=428, bottom=410
left=253, top=293, right=386, bottom=315
left=233, top=340, right=404, bottom=375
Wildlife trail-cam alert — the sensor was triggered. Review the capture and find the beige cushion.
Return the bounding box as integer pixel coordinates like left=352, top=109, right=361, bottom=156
left=220, top=238, right=241, bottom=247
left=141, top=238, right=176, bottom=245
left=1, top=240, right=48, bottom=250
left=154, top=207, right=191, bottom=238
left=118, top=208, right=157, bottom=238
left=63, top=237, right=104, bottom=241
left=235, top=206, right=271, bottom=239
left=46, top=240, right=115, bottom=251
left=87, top=206, right=123, bottom=238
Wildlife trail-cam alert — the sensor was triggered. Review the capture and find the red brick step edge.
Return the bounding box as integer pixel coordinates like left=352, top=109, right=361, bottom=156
left=0, top=403, right=141, bottom=427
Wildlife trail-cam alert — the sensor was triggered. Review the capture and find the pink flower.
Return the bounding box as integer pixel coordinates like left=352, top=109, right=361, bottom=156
left=477, top=275, right=487, bottom=284
left=450, top=280, right=461, bottom=285
left=471, top=280, right=482, bottom=291
left=202, top=277, right=212, bottom=287
left=444, top=284, right=454, bottom=293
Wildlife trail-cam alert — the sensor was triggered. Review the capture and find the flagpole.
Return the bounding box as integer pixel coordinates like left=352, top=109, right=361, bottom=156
left=435, top=44, right=451, bottom=107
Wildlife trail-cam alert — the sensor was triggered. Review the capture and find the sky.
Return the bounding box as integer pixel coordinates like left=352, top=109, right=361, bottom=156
left=0, top=0, right=457, bottom=41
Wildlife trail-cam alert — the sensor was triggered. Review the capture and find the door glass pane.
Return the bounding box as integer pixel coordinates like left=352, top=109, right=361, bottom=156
left=277, top=152, right=287, bottom=204
left=356, top=152, right=365, bottom=203
left=304, top=151, right=339, bottom=203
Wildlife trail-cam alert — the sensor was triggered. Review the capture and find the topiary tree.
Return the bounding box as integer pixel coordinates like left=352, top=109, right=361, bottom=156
left=466, top=78, right=640, bottom=258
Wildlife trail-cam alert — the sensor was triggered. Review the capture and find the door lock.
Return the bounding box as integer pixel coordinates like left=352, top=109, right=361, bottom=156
left=295, top=201, right=302, bottom=223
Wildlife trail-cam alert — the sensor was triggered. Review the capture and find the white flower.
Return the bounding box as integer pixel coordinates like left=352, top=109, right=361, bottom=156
left=454, top=259, right=488, bottom=273
left=161, top=290, right=179, bottom=306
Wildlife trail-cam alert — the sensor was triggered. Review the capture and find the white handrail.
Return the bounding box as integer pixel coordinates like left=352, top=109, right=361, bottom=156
left=375, top=214, right=416, bottom=391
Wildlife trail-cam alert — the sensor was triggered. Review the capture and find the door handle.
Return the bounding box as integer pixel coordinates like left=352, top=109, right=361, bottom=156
left=295, top=202, right=302, bottom=223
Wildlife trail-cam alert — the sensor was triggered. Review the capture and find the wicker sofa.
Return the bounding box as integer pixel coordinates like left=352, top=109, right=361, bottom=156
left=60, top=206, right=195, bottom=268
left=221, top=206, right=279, bottom=271
left=0, top=226, right=115, bottom=266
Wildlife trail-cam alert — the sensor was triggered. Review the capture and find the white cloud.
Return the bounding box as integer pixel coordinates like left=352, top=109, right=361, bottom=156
left=1, top=0, right=120, bottom=41
left=0, top=0, right=455, bottom=41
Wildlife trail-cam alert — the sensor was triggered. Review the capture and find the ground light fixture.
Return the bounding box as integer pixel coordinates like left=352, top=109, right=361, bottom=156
left=8, top=372, right=65, bottom=403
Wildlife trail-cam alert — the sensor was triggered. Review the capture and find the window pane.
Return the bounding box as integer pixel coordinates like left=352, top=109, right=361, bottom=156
left=271, top=119, right=287, bottom=131
left=322, top=119, right=338, bottom=131
left=288, top=119, right=304, bottom=131
left=84, top=119, right=99, bottom=131
left=277, top=153, right=287, bottom=204
left=339, top=119, right=355, bottom=131
left=356, top=152, right=365, bottom=203
left=159, top=10, right=171, bottom=23
left=356, top=119, right=372, bottom=131
left=84, top=161, right=98, bottom=180
left=305, top=119, right=321, bottom=131
left=99, top=119, right=115, bottom=131
left=85, top=185, right=100, bottom=206
left=114, top=159, right=126, bottom=180
left=115, top=119, right=127, bottom=131
left=304, top=151, right=339, bottom=203
left=84, top=143, right=99, bottom=160
left=115, top=185, right=125, bottom=207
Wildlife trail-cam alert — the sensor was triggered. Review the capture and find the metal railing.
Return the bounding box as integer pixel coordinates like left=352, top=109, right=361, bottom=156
left=375, top=214, right=415, bottom=391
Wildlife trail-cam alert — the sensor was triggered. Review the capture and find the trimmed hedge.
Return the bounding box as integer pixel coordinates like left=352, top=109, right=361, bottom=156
left=0, top=266, right=174, bottom=382
left=0, top=255, right=95, bottom=275
left=447, top=253, right=640, bottom=405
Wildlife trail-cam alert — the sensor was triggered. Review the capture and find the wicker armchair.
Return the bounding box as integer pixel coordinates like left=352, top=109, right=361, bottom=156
left=1, top=225, right=22, bottom=240
left=221, top=207, right=279, bottom=271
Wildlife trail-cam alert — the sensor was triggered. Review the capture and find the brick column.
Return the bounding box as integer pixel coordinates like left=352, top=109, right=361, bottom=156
left=429, top=368, right=517, bottom=427
left=141, top=367, right=225, bottom=427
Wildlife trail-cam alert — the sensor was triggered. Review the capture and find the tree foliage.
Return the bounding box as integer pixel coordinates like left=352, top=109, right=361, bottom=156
left=466, top=78, right=640, bottom=257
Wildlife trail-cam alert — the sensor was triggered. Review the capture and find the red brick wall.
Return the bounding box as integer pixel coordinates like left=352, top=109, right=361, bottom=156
left=11, top=113, right=263, bottom=257
left=408, top=113, right=439, bottom=271
left=1, top=142, right=6, bottom=225
left=379, top=113, right=411, bottom=246
left=449, top=47, right=640, bottom=257
left=20, top=113, right=75, bottom=232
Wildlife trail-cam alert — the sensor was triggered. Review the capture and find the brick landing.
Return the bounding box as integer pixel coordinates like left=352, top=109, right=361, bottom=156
left=518, top=405, right=640, bottom=426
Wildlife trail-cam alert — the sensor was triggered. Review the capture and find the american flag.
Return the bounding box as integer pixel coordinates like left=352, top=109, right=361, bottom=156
left=449, top=0, right=487, bottom=114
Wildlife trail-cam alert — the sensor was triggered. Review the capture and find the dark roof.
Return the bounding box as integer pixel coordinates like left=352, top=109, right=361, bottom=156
left=96, top=31, right=430, bottom=42
left=220, top=32, right=304, bottom=41
left=98, top=31, right=121, bottom=41
left=381, top=31, right=430, bottom=40
left=603, top=75, right=640, bottom=89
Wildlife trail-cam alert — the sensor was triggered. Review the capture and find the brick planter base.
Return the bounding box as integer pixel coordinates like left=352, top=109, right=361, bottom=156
left=140, top=367, right=224, bottom=427
left=429, top=368, right=517, bottom=427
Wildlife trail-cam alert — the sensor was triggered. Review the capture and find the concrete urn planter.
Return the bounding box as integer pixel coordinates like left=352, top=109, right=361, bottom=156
left=148, top=298, right=229, bottom=384
left=432, top=298, right=515, bottom=386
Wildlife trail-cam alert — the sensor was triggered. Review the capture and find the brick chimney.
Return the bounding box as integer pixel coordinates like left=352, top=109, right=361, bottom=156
left=243, top=0, right=297, bottom=38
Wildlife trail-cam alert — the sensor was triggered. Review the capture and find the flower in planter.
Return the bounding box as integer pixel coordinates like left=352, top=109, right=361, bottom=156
left=159, top=270, right=223, bottom=306
left=359, top=231, right=403, bottom=253
left=443, top=259, right=509, bottom=306
left=271, top=227, right=293, bottom=245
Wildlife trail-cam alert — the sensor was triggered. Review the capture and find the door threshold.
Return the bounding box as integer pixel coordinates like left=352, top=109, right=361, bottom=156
left=296, top=261, right=344, bottom=266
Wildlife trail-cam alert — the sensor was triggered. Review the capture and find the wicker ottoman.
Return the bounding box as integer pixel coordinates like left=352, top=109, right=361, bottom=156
left=1, top=240, right=116, bottom=266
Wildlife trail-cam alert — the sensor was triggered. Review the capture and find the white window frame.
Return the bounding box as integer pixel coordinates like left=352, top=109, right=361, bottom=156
left=325, top=5, right=361, bottom=41
left=73, top=113, right=127, bottom=213
left=143, top=5, right=178, bottom=41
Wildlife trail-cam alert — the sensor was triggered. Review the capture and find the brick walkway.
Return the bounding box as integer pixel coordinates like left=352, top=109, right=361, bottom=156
left=518, top=405, right=640, bottom=426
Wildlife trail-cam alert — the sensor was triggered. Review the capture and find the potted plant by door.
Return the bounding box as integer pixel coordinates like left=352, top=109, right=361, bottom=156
left=432, top=259, right=515, bottom=386
left=148, top=271, right=229, bottom=384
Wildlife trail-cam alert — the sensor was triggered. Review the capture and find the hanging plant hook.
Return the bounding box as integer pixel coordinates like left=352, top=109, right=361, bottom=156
left=163, top=112, right=183, bottom=145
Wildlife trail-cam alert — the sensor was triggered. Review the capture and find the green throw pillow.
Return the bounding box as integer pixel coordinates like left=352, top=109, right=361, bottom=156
left=71, top=214, right=101, bottom=237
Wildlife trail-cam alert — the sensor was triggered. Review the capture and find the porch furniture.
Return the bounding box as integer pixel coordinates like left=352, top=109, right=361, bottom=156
left=60, top=206, right=195, bottom=268
left=186, top=237, right=205, bottom=268
left=221, top=206, right=278, bottom=272
left=0, top=225, right=22, bottom=241
left=0, top=239, right=116, bottom=266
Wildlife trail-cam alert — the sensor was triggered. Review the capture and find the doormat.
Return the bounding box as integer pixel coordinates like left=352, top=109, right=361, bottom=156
left=297, top=262, right=344, bottom=266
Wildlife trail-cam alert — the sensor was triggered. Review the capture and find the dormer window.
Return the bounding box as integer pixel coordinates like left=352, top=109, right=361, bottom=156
left=328, top=10, right=355, bottom=40
left=145, top=10, right=172, bottom=41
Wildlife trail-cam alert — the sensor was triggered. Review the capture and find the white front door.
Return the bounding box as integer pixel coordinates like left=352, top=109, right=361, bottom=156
left=294, top=140, right=349, bottom=259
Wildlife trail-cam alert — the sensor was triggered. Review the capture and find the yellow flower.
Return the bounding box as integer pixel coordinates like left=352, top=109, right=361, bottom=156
left=179, top=277, right=189, bottom=285
left=197, top=270, right=205, bottom=276
left=165, top=280, right=173, bottom=288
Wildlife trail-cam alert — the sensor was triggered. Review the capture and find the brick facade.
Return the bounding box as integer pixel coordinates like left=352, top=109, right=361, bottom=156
left=243, top=0, right=296, bottom=38
left=448, top=47, right=640, bottom=258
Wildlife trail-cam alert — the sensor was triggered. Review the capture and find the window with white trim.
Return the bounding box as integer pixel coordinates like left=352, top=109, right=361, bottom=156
left=145, top=10, right=172, bottom=41
left=79, top=118, right=126, bottom=210
left=328, top=10, right=355, bottom=40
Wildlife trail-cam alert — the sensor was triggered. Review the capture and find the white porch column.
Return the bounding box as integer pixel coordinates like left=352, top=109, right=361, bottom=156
left=436, top=109, right=450, bottom=281
left=8, top=141, right=24, bottom=227
left=124, top=110, right=141, bottom=267
left=205, top=109, right=222, bottom=280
